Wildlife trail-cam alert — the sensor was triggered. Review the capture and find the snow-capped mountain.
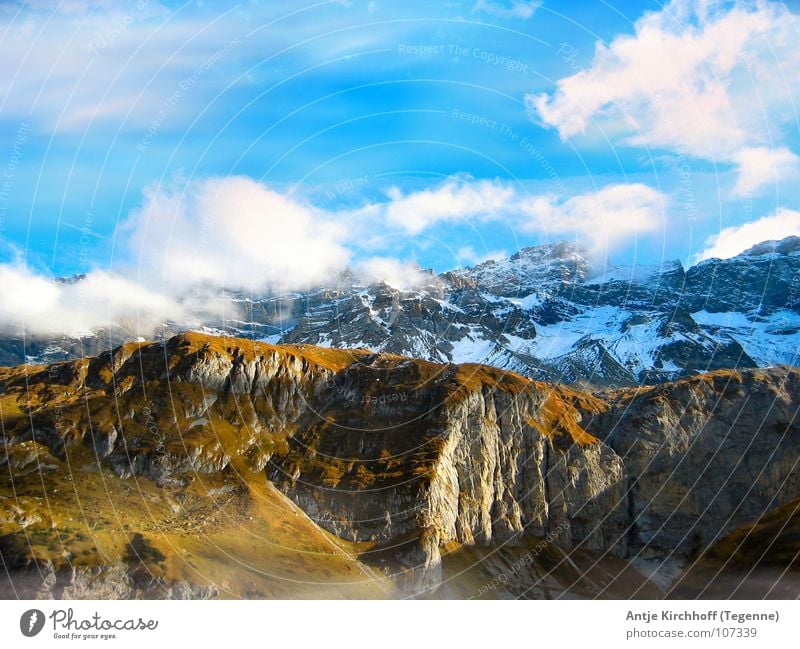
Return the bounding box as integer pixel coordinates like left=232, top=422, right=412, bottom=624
left=273, top=236, right=800, bottom=386
left=3, top=237, right=799, bottom=387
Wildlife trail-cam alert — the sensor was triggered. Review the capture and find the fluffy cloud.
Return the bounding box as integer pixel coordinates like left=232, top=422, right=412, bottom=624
left=693, top=208, right=800, bottom=263
left=354, top=178, right=665, bottom=255
left=121, top=176, right=351, bottom=294
left=733, top=146, right=800, bottom=197
left=0, top=265, right=191, bottom=337
left=362, top=179, right=515, bottom=234
left=528, top=0, right=800, bottom=196
left=355, top=257, right=433, bottom=291
left=0, top=175, right=354, bottom=337
left=519, top=183, right=666, bottom=254
left=0, top=175, right=668, bottom=338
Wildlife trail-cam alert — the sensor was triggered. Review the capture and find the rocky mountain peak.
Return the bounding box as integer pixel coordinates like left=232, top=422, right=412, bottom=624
left=512, top=238, right=588, bottom=262
left=740, top=234, right=800, bottom=258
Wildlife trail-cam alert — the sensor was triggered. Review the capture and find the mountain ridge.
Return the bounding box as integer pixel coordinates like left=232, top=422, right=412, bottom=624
left=2, top=332, right=799, bottom=597
left=2, top=236, right=799, bottom=389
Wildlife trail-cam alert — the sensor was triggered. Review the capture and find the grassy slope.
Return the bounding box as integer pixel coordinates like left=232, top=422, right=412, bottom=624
left=0, top=332, right=611, bottom=598
left=0, top=439, right=392, bottom=598
left=669, top=497, right=800, bottom=599
left=0, top=334, right=407, bottom=598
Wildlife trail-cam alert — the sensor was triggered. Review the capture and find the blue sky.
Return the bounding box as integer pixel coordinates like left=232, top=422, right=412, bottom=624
left=1, top=0, right=800, bottom=334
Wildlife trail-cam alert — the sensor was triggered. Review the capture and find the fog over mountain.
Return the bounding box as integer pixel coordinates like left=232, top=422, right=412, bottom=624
left=4, top=236, right=799, bottom=389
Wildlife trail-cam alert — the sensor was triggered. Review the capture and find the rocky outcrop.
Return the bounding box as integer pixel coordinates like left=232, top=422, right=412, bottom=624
left=2, top=333, right=799, bottom=596
left=266, top=363, right=628, bottom=590
left=0, top=562, right=218, bottom=600
left=595, top=367, right=800, bottom=557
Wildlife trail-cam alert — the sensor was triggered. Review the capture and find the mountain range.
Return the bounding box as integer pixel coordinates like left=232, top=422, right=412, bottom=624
left=1, top=332, right=798, bottom=598
left=4, top=236, right=799, bottom=388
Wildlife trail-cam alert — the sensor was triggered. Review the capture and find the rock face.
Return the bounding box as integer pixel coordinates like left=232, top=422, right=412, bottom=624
left=266, top=360, right=628, bottom=590
left=4, top=237, right=800, bottom=387
left=260, top=237, right=800, bottom=386
left=598, top=368, right=800, bottom=559
left=1, top=332, right=799, bottom=596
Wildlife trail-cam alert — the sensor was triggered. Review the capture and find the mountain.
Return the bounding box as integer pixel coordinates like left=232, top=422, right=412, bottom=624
left=230, top=235, right=800, bottom=386
left=1, top=332, right=799, bottom=598
left=2, top=237, right=799, bottom=388
left=673, top=496, right=800, bottom=598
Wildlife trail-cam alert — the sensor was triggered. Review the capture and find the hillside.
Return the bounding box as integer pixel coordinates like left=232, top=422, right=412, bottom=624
left=1, top=332, right=799, bottom=598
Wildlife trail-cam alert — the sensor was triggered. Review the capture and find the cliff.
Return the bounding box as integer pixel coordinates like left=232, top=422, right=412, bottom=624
left=1, top=332, right=798, bottom=597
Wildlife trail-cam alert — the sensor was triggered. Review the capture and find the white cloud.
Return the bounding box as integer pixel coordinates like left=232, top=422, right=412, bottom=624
left=472, top=0, right=540, bottom=20
left=519, top=183, right=666, bottom=254
left=0, top=172, right=357, bottom=337
left=120, top=176, right=351, bottom=294
left=693, top=208, right=800, bottom=263
left=0, top=175, right=669, bottom=338
left=361, top=179, right=515, bottom=234
left=355, top=257, right=432, bottom=291
left=733, top=146, right=800, bottom=197
left=0, top=174, right=354, bottom=337
left=0, top=265, right=191, bottom=337
left=355, top=178, right=666, bottom=254
left=528, top=0, right=800, bottom=196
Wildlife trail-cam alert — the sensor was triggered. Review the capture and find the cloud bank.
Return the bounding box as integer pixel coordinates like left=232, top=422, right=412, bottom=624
left=0, top=265, right=190, bottom=337
left=519, top=183, right=666, bottom=254
left=353, top=178, right=666, bottom=254
left=367, top=179, right=516, bottom=235
left=0, top=175, right=670, bottom=337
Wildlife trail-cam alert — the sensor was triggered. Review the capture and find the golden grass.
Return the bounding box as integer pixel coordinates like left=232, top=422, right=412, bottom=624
left=0, top=441, right=391, bottom=598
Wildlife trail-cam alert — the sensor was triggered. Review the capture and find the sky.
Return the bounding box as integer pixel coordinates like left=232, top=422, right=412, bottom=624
left=1, top=0, right=800, bottom=336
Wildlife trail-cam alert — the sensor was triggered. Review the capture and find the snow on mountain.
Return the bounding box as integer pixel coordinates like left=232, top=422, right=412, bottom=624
left=4, top=236, right=799, bottom=387
left=691, top=308, right=800, bottom=367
